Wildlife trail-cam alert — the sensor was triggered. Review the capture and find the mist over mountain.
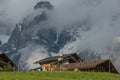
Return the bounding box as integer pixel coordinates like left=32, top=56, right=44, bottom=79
left=0, top=0, right=120, bottom=71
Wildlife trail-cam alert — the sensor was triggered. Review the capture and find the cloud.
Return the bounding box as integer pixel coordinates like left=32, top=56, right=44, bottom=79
left=51, top=0, right=120, bottom=72
left=0, top=0, right=40, bottom=36
left=17, top=44, right=49, bottom=71
left=0, top=35, right=9, bottom=44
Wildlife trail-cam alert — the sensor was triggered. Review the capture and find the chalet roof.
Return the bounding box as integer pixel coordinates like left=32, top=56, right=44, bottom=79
left=61, top=59, right=110, bottom=70
left=79, top=59, right=109, bottom=69
left=34, top=53, right=80, bottom=64
left=0, top=52, right=16, bottom=67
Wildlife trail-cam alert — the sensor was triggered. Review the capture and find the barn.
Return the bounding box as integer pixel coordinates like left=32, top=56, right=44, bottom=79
left=0, top=52, right=17, bottom=71
left=60, top=59, right=118, bottom=73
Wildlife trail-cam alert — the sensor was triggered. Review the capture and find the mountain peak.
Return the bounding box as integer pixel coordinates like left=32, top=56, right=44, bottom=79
left=34, top=1, right=53, bottom=10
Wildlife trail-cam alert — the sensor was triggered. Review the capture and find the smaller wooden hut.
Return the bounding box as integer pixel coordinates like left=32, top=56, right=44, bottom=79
left=61, top=59, right=118, bottom=73
left=0, top=52, right=17, bottom=71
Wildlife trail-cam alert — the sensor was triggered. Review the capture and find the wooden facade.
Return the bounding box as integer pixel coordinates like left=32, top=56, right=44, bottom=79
left=79, top=59, right=118, bottom=73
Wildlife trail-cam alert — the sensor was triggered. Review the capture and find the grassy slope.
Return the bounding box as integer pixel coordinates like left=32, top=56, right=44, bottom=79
left=0, top=71, right=119, bottom=80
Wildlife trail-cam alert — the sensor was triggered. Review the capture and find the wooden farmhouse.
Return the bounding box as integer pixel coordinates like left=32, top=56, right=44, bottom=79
left=33, top=53, right=118, bottom=73
left=0, top=52, right=17, bottom=71
left=34, top=53, right=81, bottom=71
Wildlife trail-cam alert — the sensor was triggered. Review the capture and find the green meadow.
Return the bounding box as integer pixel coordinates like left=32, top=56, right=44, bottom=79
left=0, top=71, right=119, bottom=80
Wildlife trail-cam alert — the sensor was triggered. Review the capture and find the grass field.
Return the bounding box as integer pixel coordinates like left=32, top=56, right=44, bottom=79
left=0, top=71, right=119, bottom=80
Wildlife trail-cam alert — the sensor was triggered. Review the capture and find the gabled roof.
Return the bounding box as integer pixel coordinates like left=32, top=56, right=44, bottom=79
left=79, top=59, right=109, bottom=69
left=0, top=52, right=16, bottom=67
left=34, top=53, right=81, bottom=64
left=61, top=59, right=111, bottom=69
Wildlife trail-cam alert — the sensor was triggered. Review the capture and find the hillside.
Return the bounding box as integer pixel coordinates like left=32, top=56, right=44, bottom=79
left=0, top=72, right=119, bottom=80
